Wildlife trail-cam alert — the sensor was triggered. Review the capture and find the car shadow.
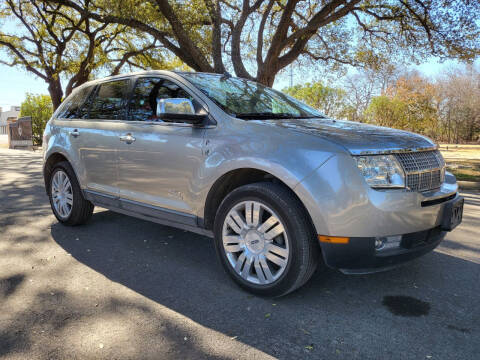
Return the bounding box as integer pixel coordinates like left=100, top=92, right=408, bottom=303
left=50, top=209, right=480, bottom=358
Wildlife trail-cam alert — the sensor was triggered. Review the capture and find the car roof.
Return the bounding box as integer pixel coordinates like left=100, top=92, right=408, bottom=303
left=75, top=70, right=226, bottom=91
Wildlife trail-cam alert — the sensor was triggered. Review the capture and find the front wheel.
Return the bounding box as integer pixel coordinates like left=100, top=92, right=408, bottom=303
left=214, top=182, right=319, bottom=297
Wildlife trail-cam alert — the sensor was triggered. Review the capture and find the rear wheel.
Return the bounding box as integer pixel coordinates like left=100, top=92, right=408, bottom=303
left=48, top=161, right=94, bottom=225
left=214, top=182, right=319, bottom=297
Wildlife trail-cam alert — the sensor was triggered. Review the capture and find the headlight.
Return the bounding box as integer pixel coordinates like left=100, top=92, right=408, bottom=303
left=355, top=155, right=405, bottom=188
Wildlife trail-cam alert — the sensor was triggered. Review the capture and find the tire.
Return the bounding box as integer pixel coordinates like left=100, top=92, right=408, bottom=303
left=48, top=161, right=94, bottom=226
left=214, top=182, right=319, bottom=297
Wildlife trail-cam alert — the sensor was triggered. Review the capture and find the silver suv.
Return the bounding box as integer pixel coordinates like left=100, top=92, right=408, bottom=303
left=43, top=71, right=464, bottom=296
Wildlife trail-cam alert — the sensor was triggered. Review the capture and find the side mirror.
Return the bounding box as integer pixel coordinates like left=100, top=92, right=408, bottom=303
left=156, top=98, right=207, bottom=125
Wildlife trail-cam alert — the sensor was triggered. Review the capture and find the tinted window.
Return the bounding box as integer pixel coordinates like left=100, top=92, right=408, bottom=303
left=56, top=86, right=92, bottom=119
left=129, top=77, right=200, bottom=121
left=77, top=85, right=97, bottom=119
left=89, top=80, right=130, bottom=120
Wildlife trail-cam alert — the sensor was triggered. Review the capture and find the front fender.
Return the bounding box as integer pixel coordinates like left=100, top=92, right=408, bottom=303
left=197, top=119, right=345, bottom=222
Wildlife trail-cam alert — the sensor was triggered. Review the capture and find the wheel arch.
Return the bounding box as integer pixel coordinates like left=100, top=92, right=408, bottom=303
left=202, top=167, right=316, bottom=234
left=43, top=151, right=77, bottom=195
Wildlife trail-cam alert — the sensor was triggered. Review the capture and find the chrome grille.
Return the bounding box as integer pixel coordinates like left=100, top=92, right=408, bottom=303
left=395, top=150, right=445, bottom=192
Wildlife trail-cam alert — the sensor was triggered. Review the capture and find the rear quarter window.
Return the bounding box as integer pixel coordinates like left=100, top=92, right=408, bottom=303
left=56, top=86, right=92, bottom=119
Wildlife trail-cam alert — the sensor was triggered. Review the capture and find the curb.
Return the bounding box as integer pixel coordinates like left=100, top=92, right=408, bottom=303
left=458, top=181, right=480, bottom=191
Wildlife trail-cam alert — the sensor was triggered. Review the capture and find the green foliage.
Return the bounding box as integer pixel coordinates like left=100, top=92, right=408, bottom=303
left=367, top=96, right=405, bottom=128
left=20, top=94, right=53, bottom=146
left=283, top=82, right=347, bottom=117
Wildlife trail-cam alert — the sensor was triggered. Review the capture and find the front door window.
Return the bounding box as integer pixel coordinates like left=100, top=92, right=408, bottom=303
left=129, top=77, right=202, bottom=121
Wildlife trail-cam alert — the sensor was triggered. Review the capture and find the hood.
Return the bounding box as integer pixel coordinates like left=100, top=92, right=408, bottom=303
left=256, top=118, right=436, bottom=155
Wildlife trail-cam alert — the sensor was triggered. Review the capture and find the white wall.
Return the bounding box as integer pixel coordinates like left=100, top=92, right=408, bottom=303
left=0, top=106, right=21, bottom=134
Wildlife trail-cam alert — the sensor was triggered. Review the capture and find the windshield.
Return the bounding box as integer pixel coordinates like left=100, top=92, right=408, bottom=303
left=180, top=72, right=324, bottom=119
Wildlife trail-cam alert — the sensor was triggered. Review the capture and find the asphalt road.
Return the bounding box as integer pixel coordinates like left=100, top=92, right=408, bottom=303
left=1, top=148, right=479, bottom=360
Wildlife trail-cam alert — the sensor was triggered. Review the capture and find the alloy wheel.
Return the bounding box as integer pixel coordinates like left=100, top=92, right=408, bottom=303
left=222, top=201, right=289, bottom=285
left=51, top=170, right=73, bottom=219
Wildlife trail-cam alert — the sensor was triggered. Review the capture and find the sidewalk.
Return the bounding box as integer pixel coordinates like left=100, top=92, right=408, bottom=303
left=0, top=134, right=8, bottom=148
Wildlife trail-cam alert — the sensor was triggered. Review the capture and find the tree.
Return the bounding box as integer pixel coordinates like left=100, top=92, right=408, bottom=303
left=367, top=73, right=439, bottom=138
left=0, top=0, right=165, bottom=109
left=283, top=82, right=346, bottom=117
left=364, top=65, right=480, bottom=143
left=48, top=0, right=480, bottom=86
left=436, top=66, right=480, bottom=143
left=366, top=95, right=407, bottom=128
left=342, top=72, right=377, bottom=122
left=20, top=93, right=53, bottom=145
left=334, top=59, right=401, bottom=122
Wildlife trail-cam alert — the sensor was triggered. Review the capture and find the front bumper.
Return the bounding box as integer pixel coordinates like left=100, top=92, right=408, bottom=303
left=294, top=153, right=463, bottom=273
left=321, top=226, right=446, bottom=273
left=319, top=192, right=464, bottom=273
left=294, top=153, right=460, bottom=237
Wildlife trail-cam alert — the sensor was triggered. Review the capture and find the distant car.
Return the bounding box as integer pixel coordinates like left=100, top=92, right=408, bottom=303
left=42, top=71, right=464, bottom=296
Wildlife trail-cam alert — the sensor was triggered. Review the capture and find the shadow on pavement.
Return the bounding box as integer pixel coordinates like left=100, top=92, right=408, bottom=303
left=50, top=208, right=480, bottom=359
left=1, top=149, right=479, bottom=359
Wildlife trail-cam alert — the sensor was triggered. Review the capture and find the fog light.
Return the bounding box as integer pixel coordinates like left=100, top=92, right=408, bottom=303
left=375, top=237, right=385, bottom=249
left=375, top=235, right=402, bottom=251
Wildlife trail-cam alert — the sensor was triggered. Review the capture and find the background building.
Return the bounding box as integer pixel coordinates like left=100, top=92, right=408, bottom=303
left=0, top=106, right=20, bottom=134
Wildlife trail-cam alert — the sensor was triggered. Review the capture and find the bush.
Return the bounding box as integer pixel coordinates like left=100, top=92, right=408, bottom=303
left=20, top=93, right=53, bottom=146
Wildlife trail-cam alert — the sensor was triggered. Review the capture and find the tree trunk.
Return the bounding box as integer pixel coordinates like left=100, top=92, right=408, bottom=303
left=256, top=67, right=276, bottom=87
left=447, top=107, right=451, bottom=144
left=48, top=78, right=64, bottom=110
left=65, top=70, right=90, bottom=98
left=210, top=0, right=225, bottom=73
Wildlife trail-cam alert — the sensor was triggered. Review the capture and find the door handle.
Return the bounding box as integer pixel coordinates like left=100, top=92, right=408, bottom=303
left=119, top=133, right=136, bottom=144
left=69, top=129, right=80, bottom=137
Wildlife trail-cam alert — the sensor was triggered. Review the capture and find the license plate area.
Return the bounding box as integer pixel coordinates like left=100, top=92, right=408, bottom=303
left=441, top=196, right=464, bottom=231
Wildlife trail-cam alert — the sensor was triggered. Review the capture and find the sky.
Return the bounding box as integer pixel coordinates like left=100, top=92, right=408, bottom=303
left=0, top=56, right=477, bottom=111
left=272, top=58, right=475, bottom=90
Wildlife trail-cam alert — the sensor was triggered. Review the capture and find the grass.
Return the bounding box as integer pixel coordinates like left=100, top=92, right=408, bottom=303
left=447, top=162, right=480, bottom=182
left=441, top=145, right=480, bottom=182
left=448, top=168, right=480, bottom=182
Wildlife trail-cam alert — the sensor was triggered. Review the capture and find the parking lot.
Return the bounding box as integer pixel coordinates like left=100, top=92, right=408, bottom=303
left=0, top=148, right=479, bottom=359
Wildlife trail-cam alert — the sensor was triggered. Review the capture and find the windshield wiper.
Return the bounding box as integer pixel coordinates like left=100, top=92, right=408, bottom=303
left=293, top=115, right=325, bottom=119
left=235, top=112, right=299, bottom=119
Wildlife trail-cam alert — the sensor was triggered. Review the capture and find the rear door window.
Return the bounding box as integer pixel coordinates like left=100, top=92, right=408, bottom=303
left=89, top=79, right=130, bottom=120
